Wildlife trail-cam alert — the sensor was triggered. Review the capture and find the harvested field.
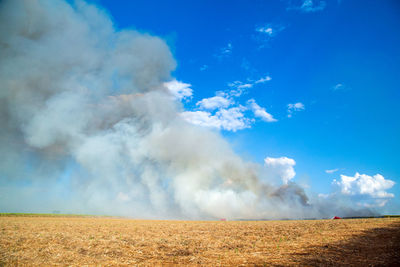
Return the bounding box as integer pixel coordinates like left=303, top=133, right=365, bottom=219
left=1, top=216, right=399, bottom=266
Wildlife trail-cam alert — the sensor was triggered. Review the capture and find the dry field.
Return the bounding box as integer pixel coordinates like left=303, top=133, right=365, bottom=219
left=1, top=215, right=400, bottom=266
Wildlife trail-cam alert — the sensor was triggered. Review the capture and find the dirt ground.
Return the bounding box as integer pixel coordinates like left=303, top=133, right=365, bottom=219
left=1, top=216, right=399, bottom=266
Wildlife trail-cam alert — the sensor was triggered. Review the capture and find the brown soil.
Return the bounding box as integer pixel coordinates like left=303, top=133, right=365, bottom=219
left=1, top=216, right=399, bottom=266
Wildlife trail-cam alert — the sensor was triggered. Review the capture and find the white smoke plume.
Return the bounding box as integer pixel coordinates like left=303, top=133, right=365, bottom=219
left=264, top=157, right=296, bottom=184
left=0, top=0, right=386, bottom=219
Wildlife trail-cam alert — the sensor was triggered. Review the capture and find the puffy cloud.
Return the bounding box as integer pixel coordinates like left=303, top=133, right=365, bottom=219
left=164, top=79, right=193, bottom=100
left=257, top=26, right=273, bottom=36
left=180, top=111, right=220, bottom=129
left=264, top=157, right=296, bottom=184
left=215, top=107, right=252, bottom=131
left=288, top=102, right=305, bottom=110
left=181, top=106, right=252, bottom=131
left=334, top=173, right=395, bottom=199
left=182, top=76, right=276, bottom=131
left=248, top=99, right=277, bottom=122
left=318, top=172, right=396, bottom=209
left=182, top=77, right=276, bottom=131
left=256, top=25, right=285, bottom=37
left=196, top=95, right=232, bottom=110
left=287, top=102, right=305, bottom=117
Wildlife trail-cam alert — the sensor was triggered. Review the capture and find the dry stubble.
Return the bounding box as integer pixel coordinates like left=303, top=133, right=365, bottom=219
left=1, top=216, right=399, bottom=266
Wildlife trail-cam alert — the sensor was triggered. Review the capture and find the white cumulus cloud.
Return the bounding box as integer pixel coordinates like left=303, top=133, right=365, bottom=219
left=196, top=95, right=232, bottom=110
left=264, top=157, right=296, bottom=184
left=257, top=26, right=273, bottom=36
left=164, top=79, right=193, bottom=100
left=334, top=173, right=395, bottom=199
left=181, top=76, right=275, bottom=131
left=181, top=106, right=252, bottom=132
left=248, top=99, right=277, bottom=122
left=256, top=25, right=285, bottom=37
left=180, top=111, right=220, bottom=129
left=287, top=102, right=305, bottom=117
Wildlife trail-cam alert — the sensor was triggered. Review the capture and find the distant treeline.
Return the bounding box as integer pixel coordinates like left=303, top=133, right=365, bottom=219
left=0, top=213, right=107, bottom=218
left=342, top=215, right=400, bottom=219
left=235, top=215, right=400, bottom=221
left=1, top=213, right=399, bottom=219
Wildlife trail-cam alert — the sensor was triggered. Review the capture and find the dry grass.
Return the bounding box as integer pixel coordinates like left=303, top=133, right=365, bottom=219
left=1, top=216, right=399, bottom=266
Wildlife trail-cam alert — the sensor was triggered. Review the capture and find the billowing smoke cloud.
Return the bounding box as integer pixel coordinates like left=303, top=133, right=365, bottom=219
left=0, top=0, right=392, bottom=219
left=264, top=157, right=296, bottom=184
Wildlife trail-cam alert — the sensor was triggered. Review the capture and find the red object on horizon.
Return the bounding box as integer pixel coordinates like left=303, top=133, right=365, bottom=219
left=333, top=216, right=341, bottom=219
left=220, top=218, right=226, bottom=221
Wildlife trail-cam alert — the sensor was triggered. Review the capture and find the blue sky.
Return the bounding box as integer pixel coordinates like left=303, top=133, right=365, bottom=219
left=1, top=0, right=399, bottom=217
left=96, top=0, right=400, bottom=211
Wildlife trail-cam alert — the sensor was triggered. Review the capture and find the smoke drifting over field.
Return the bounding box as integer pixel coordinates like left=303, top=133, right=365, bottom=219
left=0, top=0, right=383, bottom=219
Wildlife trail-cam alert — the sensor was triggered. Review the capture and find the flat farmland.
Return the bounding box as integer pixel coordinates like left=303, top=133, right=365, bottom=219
left=1, top=216, right=399, bottom=266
